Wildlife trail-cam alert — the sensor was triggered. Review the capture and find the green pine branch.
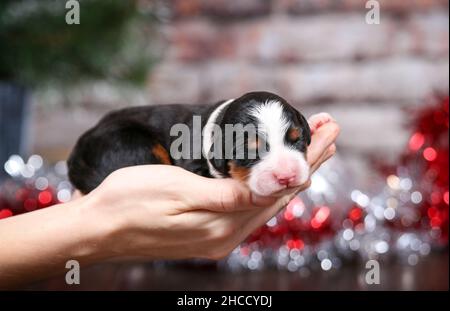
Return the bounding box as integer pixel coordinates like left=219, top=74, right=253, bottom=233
left=0, top=0, right=158, bottom=87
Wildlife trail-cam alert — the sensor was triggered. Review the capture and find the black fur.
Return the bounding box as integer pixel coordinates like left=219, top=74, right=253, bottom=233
left=67, top=91, right=311, bottom=194
left=68, top=104, right=218, bottom=194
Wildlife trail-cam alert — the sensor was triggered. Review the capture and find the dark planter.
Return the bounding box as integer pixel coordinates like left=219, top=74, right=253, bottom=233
left=0, top=82, right=31, bottom=182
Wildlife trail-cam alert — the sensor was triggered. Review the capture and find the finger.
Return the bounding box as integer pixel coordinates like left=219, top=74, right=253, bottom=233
left=224, top=181, right=312, bottom=247
left=310, top=144, right=336, bottom=174
left=298, top=179, right=312, bottom=192
left=245, top=193, right=295, bottom=234
left=307, top=122, right=340, bottom=166
left=307, top=122, right=339, bottom=165
left=321, top=144, right=337, bottom=164
left=308, top=112, right=336, bottom=134
left=194, top=178, right=278, bottom=213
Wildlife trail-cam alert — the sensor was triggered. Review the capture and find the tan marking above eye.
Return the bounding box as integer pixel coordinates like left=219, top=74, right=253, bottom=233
left=247, top=137, right=261, bottom=150
left=288, top=127, right=301, bottom=142
left=228, top=161, right=250, bottom=182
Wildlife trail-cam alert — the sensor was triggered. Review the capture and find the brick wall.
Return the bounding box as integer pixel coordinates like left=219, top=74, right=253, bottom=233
left=32, top=0, right=449, bottom=186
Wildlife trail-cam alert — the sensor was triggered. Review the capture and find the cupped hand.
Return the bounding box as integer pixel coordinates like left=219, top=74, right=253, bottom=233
left=87, top=120, right=340, bottom=261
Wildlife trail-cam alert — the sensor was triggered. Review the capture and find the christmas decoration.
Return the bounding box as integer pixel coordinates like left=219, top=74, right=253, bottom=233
left=0, top=96, right=448, bottom=275
left=224, top=95, right=449, bottom=273
left=0, top=0, right=156, bottom=86
left=0, top=155, right=73, bottom=219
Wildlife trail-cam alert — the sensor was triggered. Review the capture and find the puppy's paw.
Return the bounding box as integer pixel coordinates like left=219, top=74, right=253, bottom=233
left=308, top=112, right=335, bottom=134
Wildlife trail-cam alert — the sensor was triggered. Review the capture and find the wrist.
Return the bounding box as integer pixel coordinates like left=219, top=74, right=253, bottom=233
left=65, top=192, right=116, bottom=263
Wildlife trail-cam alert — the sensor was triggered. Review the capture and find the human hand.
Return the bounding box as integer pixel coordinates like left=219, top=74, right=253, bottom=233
left=86, top=119, right=339, bottom=261
left=0, top=117, right=338, bottom=289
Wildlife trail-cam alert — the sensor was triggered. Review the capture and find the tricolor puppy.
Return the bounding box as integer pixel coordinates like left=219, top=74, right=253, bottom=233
left=68, top=91, right=330, bottom=196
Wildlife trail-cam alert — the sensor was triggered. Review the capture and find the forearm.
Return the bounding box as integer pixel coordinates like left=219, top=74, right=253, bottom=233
left=0, top=194, right=111, bottom=288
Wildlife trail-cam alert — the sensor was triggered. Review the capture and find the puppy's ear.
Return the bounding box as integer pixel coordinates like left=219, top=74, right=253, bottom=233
left=296, top=110, right=311, bottom=145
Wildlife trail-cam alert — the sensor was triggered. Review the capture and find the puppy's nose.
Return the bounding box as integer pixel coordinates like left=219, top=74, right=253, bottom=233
left=274, top=173, right=296, bottom=186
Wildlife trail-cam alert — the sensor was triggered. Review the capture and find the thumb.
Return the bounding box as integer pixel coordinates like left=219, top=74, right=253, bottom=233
left=307, top=121, right=340, bottom=166
left=200, top=178, right=277, bottom=212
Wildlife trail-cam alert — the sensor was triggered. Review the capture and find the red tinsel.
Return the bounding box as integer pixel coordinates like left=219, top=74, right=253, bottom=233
left=403, top=96, right=449, bottom=244
left=249, top=95, right=449, bottom=250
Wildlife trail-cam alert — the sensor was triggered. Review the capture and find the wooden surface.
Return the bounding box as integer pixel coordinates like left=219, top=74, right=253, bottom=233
left=27, top=252, right=448, bottom=291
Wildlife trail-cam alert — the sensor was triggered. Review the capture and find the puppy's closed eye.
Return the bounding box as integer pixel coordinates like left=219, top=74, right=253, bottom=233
left=287, top=127, right=301, bottom=143
left=247, top=137, right=260, bottom=150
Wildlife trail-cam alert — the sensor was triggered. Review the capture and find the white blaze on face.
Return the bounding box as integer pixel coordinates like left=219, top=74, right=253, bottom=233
left=248, top=100, right=310, bottom=196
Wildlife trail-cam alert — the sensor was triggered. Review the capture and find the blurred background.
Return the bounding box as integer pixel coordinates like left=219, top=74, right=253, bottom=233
left=0, top=0, right=448, bottom=290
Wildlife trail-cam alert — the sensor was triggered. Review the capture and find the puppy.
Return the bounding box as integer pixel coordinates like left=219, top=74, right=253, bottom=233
left=68, top=91, right=330, bottom=196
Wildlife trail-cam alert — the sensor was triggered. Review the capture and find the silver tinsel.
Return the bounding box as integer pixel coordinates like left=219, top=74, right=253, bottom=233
left=223, top=155, right=442, bottom=273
